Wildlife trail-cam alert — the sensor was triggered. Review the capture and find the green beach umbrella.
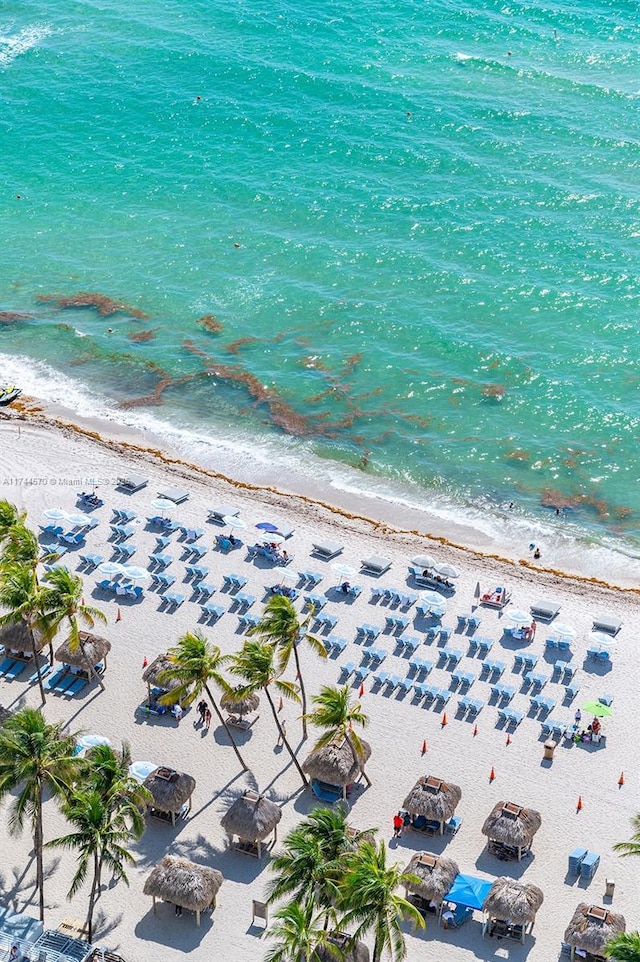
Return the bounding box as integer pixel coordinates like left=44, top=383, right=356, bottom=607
left=582, top=701, right=613, bottom=717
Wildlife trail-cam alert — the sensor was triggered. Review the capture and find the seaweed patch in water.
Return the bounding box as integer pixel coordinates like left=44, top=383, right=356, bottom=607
left=36, top=292, right=148, bottom=319
left=0, top=311, right=33, bottom=324
left=128, top=329, right=158, bottom=343
left=196, top=314, right=223, bottom=334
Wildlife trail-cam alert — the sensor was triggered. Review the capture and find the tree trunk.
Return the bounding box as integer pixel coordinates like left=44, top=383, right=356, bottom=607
left=204, top=684, right=250, bottom=772
left=87, top=849, right=100, bottom=943
left=35, top=792, right=44, bottom=922
left=26, top=619, right=46, bottom=706
left=346, top=733, right=371, bottom=787
left=292, top=643, right=308, bottom=740
left=78, top=638, right=105, bottom=691
left=264, top=686, right=308, bottom=787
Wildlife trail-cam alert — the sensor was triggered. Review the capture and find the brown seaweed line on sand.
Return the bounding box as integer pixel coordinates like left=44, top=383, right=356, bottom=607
left=3, top=402, right=638, bottom=597
left=36, top=292, right=148, bottom=319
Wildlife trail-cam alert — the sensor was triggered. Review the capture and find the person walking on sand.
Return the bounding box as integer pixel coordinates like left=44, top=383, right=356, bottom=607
left=393, top=812, right=404, bottom=838
left=172, top=703, right=183, bottom=725
left=204, top=707, right=212, bottom=728
left=197, top=699, right=207, bottom=723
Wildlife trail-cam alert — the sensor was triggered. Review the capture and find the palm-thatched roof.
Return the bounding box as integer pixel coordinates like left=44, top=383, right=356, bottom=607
left=143, top=654, right=182, bottom=692
left=55, top=631, right=111, bottom=668
left=143, top=855, right=223, bottom=912
left=315, top=934, right=370, bottom=962
left=403, top=853, right=459, bottom=903
left=564, top=904, right=626, bottom=957
left=220, top=687, right=260, bottom=716
left=481, top=801, right=542, bottom=848
left=483, top=877, right=544, bottom=926
left=220, top=790, right=281, bottom=843
left=302, top=737, right=372, bottom=787
left=143, top=767, right=196, bottom=814
left=0, top=620, right=45, bottom=655
left=402, top=776, right=462, bottom=822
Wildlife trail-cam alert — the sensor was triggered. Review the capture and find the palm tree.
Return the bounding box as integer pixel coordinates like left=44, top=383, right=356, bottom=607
left=265, top=900, right=337, bottom=962
left=606, top=933, right=640, bottom=961
left=250, top=594, right=326, bottom=739
left=613, top=814, right=640, bottom=859
left=231, top=640, right=306, bottom=787
left=0, top=707, right=79, bottom=921
left=40, top=566, right=107, bottom=689
left=339, top=840, right=424, bottom=962
left=0, top=498, right=26, bottom=544
left=269, top=805, right=375, bottom=924
left=47, top=789, right=136, bottom=942
left=0, top=564, right=49, bottom=704
left=304, top=685, right=372, bottom=787
left=82, top=742, right=151, bottom=838
left=158, top=630, right=249, bottom=772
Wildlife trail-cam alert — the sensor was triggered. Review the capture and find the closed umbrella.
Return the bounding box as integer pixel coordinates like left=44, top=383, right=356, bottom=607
left=122, top=566, right=150, bottom=582
left=582, top=701, right=613, bottom=717
left=98, top=561, right=127, bottom=577
left=43, top=508, right=70, bottom=521
left=412, top=554, right=437, bottom=570
left=433, top=562, right=460, bottom=579
left=222, top=515, right=247, bottom=530
left=332, top=563, right=357, bottom=578
left=505, top=610, right=531, bottom=627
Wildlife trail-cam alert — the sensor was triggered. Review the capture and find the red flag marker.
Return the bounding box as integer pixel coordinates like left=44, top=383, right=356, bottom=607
left=618, top=771, right=625, bottom=787
left=576, top=795, right=583, bottom=812
left=441, top=712, right=447, bottom=727
left=116, top=607, right=122, bottom=623
left=421, top=739, right=427, bottom=755
left=489, top=766, right=496, bottom=782
left=142, top=656, right=148, bottom=668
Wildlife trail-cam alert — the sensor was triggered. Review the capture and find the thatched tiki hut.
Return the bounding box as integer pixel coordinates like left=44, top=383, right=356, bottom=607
left=315, top=933, right=370, bottom=962
left=482, top=801, right=542, bottom=861
left=143, top=767, right=196, bottom=825
left=55, top=631, right=111, bottom=690
left=402, top=853, right=459, bottom=911
left=220, top=686, right=260, bottom=727
left=302, top=736, right=372, bottom=799
left=564, top=904, right=626, bottom=961
left=144, top=855, right=223, bottom=927
left=0, top=621, right=45, bottom=661
left=220, top=789, right=282, bottom=857
left=482, top=877, right=544, bottom=942
left=143, top=654, right=184, bottom=706
left=402, top=775, right=462, bottom=835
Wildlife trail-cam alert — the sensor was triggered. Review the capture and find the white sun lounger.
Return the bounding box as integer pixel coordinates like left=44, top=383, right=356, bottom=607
left=592, top=614, right=622, bottom=635
left=157, top=486, right=189, bottom=504
left=360, top=555, right=392, bottom=576
left=207, top=505, right=240, bottom=524
left=117, top=474, right=148, bottom=493
left=311, top=540, right=344, bottom=560
left=530, top=599, right=561, bottom=620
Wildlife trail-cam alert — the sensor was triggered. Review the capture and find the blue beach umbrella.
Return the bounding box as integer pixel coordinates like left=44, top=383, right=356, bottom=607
left=256, top=521, right=279, bottom=533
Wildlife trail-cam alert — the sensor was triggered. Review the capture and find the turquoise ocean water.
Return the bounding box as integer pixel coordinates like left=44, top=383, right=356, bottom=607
left=1, top=0, right=639, bottom=575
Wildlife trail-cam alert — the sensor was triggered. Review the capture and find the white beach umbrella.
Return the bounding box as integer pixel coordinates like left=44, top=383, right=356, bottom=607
left=332, top=563, right=357, bottom=578
left=412, top=554, right=437, bottom=570
left=432, top=562, right=460, bottom=579
left=128, top=761, right=158, bottom=784
left=277, top=568, right=300, bottom=584
left=43, top=508, right=70, bottom=522
left=98, top=561, right=127, bottom=577
left=420, top=590, right=447, bottom=606
left=150, top=498, right=174, bottom=514
left=262, top=532, right=286, bottom=545
left=222, top=515, right=247, bottom=530
left=588, top=632, right=617, bottom=649
left=554, top=622, right=577, bottom=641
left=66, top=513, right=91, bottom=527
left=121, top=566, right=150, bottom=582
left=77, top=734, right=112, bottom=752
left=505, top=610, right=531, bottom=627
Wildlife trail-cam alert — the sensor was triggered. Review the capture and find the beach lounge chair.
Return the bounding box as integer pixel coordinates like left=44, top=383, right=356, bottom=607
left=39, top=523, right=64, bottom=537
left=477, top=637, right=493, bottom=654
left=43, top=668, right=67, bottom=690
left=112, top=508, right=137, bottom=523
left=59, top=532, right=86, bottom=546
left=303, top=571, right=323, bottom=587
left=445, top=815, right=463, bottom=835
left=545, top=638, right=557, bottom=650
left=164, top=591, right=186, bottom=608
left=402, top=636, right=420, bottom=655
left=599, top=693, right=613, bottom=706
left=458, top=695, right=472, bottom=712
left=580, top=852, right=600, bottom=879
left=530, top=599, right=561, bottom=620
left=327, top=636, right=347, bottom=655
left=114, top=544, right=137, bottom=560
left=410, top=658, right=433, bottom=677
left=207, top=505, right=239, bottom=524
left=157, top=486, right=189, bottom=504
left=340, top=662, right=356, bottom=680
left=353, top=666, right=370, bottom=683
left=155, top=573, right=176, bottom=589
left=27, top=663, right=51, bottom=685
left=456, top=614, right=468, bottom=630
left=523, top=654, right=538, bottom=670
left=468, top=615, right=481, bottom=631
left=185, top=564, right=209, bottom=581
left=439, top=627, right=451, bottom=643
left=435, top=689, right=451, bottom=706
left=65, top=675, right=89, bottom=697
left=201, top=602, right=225, bottom=621
left=413, top=683, right=429, bottom=700
left=4, top=659, right=27, bottom=680
left=568, top=847, right=588, bottom=875
left=305, top=593, right=326, bottom=612
left=564, top=682, right=580, bottom=702
left=372, top=670, right=391, bottom=689
left=238, top=613, right=260, bottom=631
left=592, top=614, right=622, bottom=635
left=311, top=540, right=344, bottom=560
left=360, top=555, right=392, bottom=576
left=234, top=592, right=255, bottom=609
left=469, top=698, right=484, bottom=714
left=118, top=474, right=148, bottom=492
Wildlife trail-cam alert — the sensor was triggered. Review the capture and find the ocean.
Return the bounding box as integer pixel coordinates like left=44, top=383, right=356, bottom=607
left=1, top=0, right=639, bottom=580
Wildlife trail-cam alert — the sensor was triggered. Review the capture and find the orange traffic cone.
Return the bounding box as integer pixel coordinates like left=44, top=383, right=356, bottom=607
left=506, top=734, right=511, bottom=746
left=421, top=739, right=427, bottom=755
left=142, top=656, right=148, bottom=668
left=473, top=724, right=478, bottom=736
left=618, top=771, right=625, bottom=787
left=489, top=766, right=496, bottom=782
left=441, top=712, right=447, bottom=727
left=359, top=682, right=365, bottom=697
left=576, top=795, right=583, bottom=812
left=278, top=697, right=283, bottom=712
left=115, top=607, right=122, bottom=623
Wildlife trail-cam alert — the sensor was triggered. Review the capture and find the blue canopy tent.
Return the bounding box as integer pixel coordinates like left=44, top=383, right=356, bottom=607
left=440, top=873, right=493, bottom=927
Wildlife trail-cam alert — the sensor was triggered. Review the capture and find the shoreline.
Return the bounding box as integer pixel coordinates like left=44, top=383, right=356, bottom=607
left=1, top=396, right=638, bottom=596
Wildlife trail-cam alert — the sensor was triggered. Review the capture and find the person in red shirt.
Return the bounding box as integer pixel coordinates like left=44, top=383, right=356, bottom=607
left=393, top=812, right=404, bottom=837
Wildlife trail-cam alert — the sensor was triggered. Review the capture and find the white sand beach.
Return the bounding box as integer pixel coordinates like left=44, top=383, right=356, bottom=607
left=0, top=408, right=638, bottom=962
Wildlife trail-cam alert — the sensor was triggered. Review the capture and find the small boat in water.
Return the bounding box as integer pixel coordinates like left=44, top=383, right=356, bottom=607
left=0, top=385, right=22, bottom=406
